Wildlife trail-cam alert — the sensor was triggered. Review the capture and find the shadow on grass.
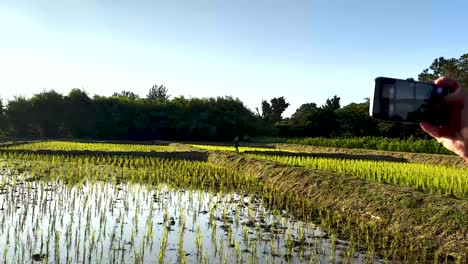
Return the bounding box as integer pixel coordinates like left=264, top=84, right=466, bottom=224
left=0, top=149, right=209, bottom=162
left=242, top=150, right=408, bottom=163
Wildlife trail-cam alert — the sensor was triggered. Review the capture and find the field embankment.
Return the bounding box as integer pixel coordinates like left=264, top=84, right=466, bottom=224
left=207, top=150, right=468, bottom=261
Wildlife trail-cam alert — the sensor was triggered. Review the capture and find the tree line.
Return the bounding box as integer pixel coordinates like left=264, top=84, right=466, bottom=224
left=0, top=54, right=466, bottom=141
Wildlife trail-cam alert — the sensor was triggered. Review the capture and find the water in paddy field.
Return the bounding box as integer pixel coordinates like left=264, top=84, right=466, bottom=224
left=0, top=174, right=381, bottom=264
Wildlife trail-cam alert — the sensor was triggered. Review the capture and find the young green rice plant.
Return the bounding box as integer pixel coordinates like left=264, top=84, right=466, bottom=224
left=250, top=153, right=468, bottom=199
left=0, top=143, right=462, bottom=263
left=4, top=141, right=184, bottom=153
left=191, top=144, right=295, bottom=154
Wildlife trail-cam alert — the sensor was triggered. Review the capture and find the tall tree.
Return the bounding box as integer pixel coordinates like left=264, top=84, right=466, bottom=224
left=64, top=89, right=95, bottom=138
left=261, top=97, right=290, bottom=123
left=5, top=96, right=34, bottom=136
left=261, top=100, right=272, bottom=120
left=322, top=95, right=341, bottom=111
left=147, top=84, right=170, bottom=101
left=30, top=90, right=65, bottom=138
left=270, top=97, right=290, bottom=122
left=418, top=53, right=468, bottom=88
left=337, top=99, right=378, bottom=137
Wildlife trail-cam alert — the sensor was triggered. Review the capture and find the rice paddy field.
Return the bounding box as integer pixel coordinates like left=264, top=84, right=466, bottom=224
left=0, top=141, right=467, bottom=263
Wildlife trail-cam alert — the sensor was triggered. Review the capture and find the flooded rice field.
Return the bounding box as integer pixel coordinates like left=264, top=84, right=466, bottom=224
left=0, top=175, right=379, bottom=263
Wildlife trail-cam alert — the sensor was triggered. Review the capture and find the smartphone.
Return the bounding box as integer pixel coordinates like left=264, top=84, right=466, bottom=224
left=370, top=77, right=451, bottom=125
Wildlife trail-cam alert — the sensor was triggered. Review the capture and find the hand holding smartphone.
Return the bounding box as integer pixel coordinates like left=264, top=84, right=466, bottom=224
left=371, top=76, right=468, bottom=161
left=370, top=77, right=451, bottom=125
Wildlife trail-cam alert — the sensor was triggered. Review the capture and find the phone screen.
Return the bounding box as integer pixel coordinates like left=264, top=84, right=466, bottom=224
left=382, top=80, right=434, bottom=120
left=372, top=77, right=450, bottom=124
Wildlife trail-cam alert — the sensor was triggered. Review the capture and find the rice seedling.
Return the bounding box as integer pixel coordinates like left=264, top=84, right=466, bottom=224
left=0, top=154, right=383, bottom=263
left=0, top=141, right=465, bottom=263
left=250, top=153, right=468, bottom=199
left=3, top=141, right=184, bottom=153
left=191, top=144, right=294, bottom=153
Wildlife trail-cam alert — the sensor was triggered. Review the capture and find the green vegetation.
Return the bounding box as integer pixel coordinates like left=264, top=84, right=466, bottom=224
left=253, top=136, right=452, bottom=155
left=251, top=154, right=468, bottom=199
left=189, top=144, right=291, bottom=153
left=0, top=140, right=467, bottom=263
left=192, top=144, right=468, bottom=198
left=5, top=141, right=184, bottom=152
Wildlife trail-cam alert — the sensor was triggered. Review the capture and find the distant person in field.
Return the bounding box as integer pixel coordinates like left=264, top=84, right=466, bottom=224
left=420, top=76, right=468, bottom=162
left=234, top=136, right=240, bottom=153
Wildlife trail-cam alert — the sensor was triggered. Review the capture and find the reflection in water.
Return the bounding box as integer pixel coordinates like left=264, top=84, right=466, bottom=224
left=0, top=175, right=380, bottom=263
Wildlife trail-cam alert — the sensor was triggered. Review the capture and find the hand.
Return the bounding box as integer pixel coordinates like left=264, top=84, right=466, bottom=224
left=420, top=77, right=468, bottom=161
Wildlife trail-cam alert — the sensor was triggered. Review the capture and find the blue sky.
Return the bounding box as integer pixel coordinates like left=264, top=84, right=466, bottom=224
left=0, top=0, right=466, bottom=116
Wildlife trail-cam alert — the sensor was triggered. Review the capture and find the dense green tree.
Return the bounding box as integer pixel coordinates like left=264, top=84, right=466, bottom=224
left=147, top=84, right=169, bottom=101
left=285, top=96, right=341, bottom=137
left=5, top=96, right=34, bottom=137
left=30, top=90, right=65, bottom=138
left=337, top=99, right=378, bottom=137
left=261, top=100, right=272, bottom=120
left=261, top=97, right=290, bottom=123
left=270, top=97, right=290, bottom=122
left=322, top=95, right=341, bottom=111
left=418, top=53, right=468, bottom=88
left=64, top=89, right=95, bottom=138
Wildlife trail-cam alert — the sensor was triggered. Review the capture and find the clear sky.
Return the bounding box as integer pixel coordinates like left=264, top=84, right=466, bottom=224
left=0, top=0, right=466, bottom=116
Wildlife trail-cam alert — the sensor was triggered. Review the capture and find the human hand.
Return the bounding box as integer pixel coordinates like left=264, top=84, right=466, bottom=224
left=420, top=77, right=468, bottom=161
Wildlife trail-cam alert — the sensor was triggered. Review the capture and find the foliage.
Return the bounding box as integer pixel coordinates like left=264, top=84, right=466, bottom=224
left=112, top=90, right=140, bottom=99
left=3, top=93, right=272, bottom=140
left=4, top=96, right=34, bottom=137
left=147, top=84, right=170, bottom=101
left=285, top=136, right=452, bottom=154
left=261, top=97, right=290, bottom=122
left=418, top=53, right=468, bottom=88
left=282, top=96, right=342, bottom=137
left=30, top=90, right=65, bottom=138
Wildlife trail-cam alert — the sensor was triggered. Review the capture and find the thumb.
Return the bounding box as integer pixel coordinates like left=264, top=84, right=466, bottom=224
left=445, top=87, right=465, bottom=102
left=420, top=122, right=440, bottom=138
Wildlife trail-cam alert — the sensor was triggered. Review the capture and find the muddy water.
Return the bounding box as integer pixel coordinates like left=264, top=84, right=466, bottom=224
left=0, top=176, right=381, bottom=263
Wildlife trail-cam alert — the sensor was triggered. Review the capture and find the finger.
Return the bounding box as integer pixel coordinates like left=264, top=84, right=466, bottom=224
left=434, top=76, right=459, bottom=92
left=445, top=87, right=465, bottom=102
left=420, top=122, right=440, bottom=138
